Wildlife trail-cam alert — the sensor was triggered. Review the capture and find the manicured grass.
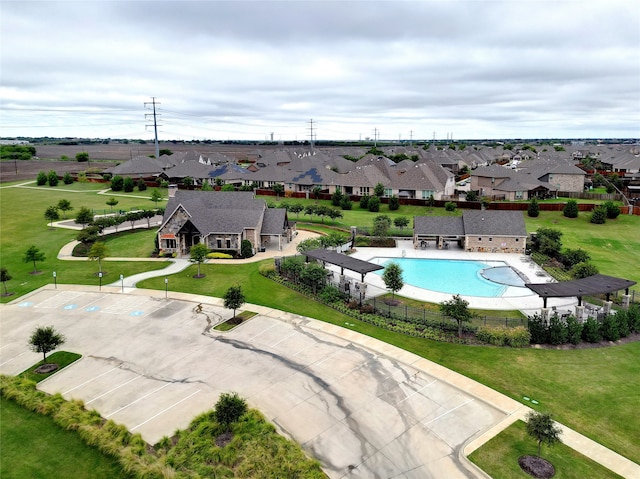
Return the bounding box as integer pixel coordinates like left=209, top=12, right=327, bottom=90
left=140, top=264, right=640, bottom=464
left=0, top=185, right=171, bottom=303
left=214, top=310, right=258, bottom=331
left=524, top=210, right=640, bottom=285
left=468, top=420, right=622, bottom=479
left=19, top=351, right=82, bottom=383
left=100, top=229, right=158, bottom=258
left=0, top=397, right=131, bottom=479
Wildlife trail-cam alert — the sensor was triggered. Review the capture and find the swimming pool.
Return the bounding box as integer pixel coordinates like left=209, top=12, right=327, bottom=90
left=371, top=257, right=526, bottom=297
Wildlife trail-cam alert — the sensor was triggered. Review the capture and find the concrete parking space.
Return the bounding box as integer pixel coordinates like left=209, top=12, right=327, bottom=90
left=2, top=287, right=508, bottom=479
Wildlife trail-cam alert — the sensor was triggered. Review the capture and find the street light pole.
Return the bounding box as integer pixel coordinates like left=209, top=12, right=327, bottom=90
left=53, top=271, right=57, bottom=289
left=165, top=277, right=168, bottom=300
left=99, top=272, right=103, bottom=291
left=120, top=274, right=124, bottom=293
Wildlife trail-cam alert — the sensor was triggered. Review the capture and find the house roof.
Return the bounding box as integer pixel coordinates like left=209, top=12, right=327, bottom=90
left=414, top=216, right=465, bottom=236
left=462, top=210, right=527, bottom=237
left=304, top=248, right=384, bottom=277
left=261, top=208, right=288, bottom=235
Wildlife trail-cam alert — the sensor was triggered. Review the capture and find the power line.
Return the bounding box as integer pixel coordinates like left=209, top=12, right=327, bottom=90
left=144, top=97, right=161, bottom=159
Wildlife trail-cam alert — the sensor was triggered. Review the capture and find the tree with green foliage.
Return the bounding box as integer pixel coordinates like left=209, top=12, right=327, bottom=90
left=327, top=208, right=343, bottom=224
left=1, top=144, right=35, bottom=160
left=62, top=172, right=74, bottom=185
left=36, top=170, right=47, bottom=186
left=76, top=226, right=99, bottom=245
left=159, top=148, right=173, bottom=156
left=1, top=267, right=12, bottom=295
left=340, top=197, right=352, bottom=210
left=331, top=190, right=344, bottom=207
left=394, top=216, right=410, bottom=230
left=300, top=263, right=326, bottom=295
left=75, top=206, right=94, bottom=229
left=560, top=248, right=590, bottom=268
left=289, top=203, right=304, bottom=219
left=201, top=181, right=213, bottom=191
left=444, top=201, right=457, bottom=213
left=311, top=185, right=322, bottom=200
left=296, top=237, right=322, bottom=254
left=223, top=284, right=245, bottom=319
left=189, top=243, right=209, bottom=278
left=440, top=294, right=474, bottom=338
left=563, top=199, right=579, bottom=218
left=47, top=170, right=58, bottom=187
left=532, top=228, right=562, bottom=258
left=373, top=215, right=391, bottom=238
left=44, top=205, right=60, bottom=228
left=602, top=201, right=620, bottom=219
left=241, top=239, right=253, bottom=258
left=374, top=182, right=385, bottom=197
left=75, top=152, right=89, bottom=162
left=590, top=206, right=607, bottom=224
left=56, top=199, right=73, bottom=219
left=88, top=242, right=109, bottom=274
left=272, top=183, right=284, bottom=198
left=23, top=245, right=45, bottom=274
left=106, top=197, right=119, bottom=212
left=183, top=176, right=194, bottom=187
left=382, top=262, right=404, bottom=300
left=137, top=179, right=147, bottom=191
left=29, top=325, right=66, bottom=364
left=123, top=177, right=135, bottom=193
left=527, top=197, right=540, bottom=217
left=359, top=194, right=370, bottom=210
left=150, top=189, right=163, bottom=207
left=303, top=204, right=317, bottom=221
left=110, top=175, right=124, bottom=191
left=465, top=190, right=478, bottom=202
left=388, top=195, right=399, bottom=211
left=221, top=184, right=234, bottom=191
left=368, top=195, right=380, bottom=212
left=214, top=392, right=248, bottom=432
left=526, top=411, right=562, bottom=457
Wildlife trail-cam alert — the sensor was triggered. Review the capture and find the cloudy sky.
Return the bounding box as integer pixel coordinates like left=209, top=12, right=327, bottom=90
left=1, top=0, right=639, bottom=141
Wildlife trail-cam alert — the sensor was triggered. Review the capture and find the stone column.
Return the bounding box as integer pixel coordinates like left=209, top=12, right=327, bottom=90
left=575, top=305, right=585, bottom=322
left=603, top=301, right=613, bottom=316
left=622, top=294, right=631, bottom=309
left=358, top=282, right=367, bottom=305
left=541, top=308, right=550, bottom=322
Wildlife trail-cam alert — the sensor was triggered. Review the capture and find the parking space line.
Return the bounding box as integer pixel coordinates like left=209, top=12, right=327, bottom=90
left=423, top=398, right=474, bottom=425
left=86, top=375, right=143, bottom=404
left=247, top=323, right=280, bottom=342
left=398, top=379, right=437, bottom=403
left=105, top=382, right=172, bottom=418
left=270, top=331, right=298, bottom=348
left=0, top=351, right=29, bottom=367
left=63, top=366, right=120, bottom=394
left=130, top=389, right=202, bottom=432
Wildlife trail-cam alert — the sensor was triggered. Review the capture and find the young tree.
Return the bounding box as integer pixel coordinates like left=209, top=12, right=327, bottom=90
left=563, top=199, right=579, bottom=218
left=57, top=199, right=73, bottom=218
left=388, top=195, right=400, bottom=211
left=75, top=152, right=89, bottom=162
left=299, top=263, right=326, bottom=295
left=221, top=184, right=234, bottom=191
left=150, top=189, right=163, bottom=207
left=289, top=203, right=304, bottom=219
left=374, top=182, right=385, bottom=197
left=440, top=294, right=474, bottom=338
left=526, top=411, right=562, bottom=457
left=123, top=177, right=135, bottom=193
left=527, top=197, right=540, bottom=217
left=602, top=200, right=620, bottom=219
left=590, top=205, right=607, bottom=224
left=304, top=204, right=317, bottom=221
left=201, top=181, right=213, bottom=191
left=296, top=237, right=322, bottom=253
left=44, top=205, right=60, bottom=228
left=36, top=170, right=47, bottom=186
left=137, top=179, right=147, bottom=191
left=223, top=284, right=246, bottom=319
left=382, top=262, right=404, bottom=301
left=465, top=190, right=478, bottom=202
left=373, top=215, right=392, bottom=238
left=159, top=148, right=173, bottom=156
left=75, top=206, right=94, bottom=229
left=445, top=201, right=457, bottom=213
left=190, top=243, right=209, bottom=278
left=47, top=170, right=59, bottom=187
left=331, top=189, right=344, bottom=207
left=572, top=262, right=599, bottom=279
left=1, top=267, right=12, bottom=295
left=88, top=242, right=109, bottom=274
left=359, top=194, right=370, bottom=210
left=62, top=172, right=74, bottom=185
left=29, top=325, right=66, bottom=364
left=394, top=216, right=410, bottom=230
left=368, top=195, right=381, bottom=212
left=311, top=185, right=322, bottom=200
left=273, top=183, right=284, bottom=199
left=110, top=175, right=124, bottom=191
left=214, top=392, right=248, bottom=432
left=106, top=197, right=119, bottom=212
left=23, top=245, right=45, bottom=274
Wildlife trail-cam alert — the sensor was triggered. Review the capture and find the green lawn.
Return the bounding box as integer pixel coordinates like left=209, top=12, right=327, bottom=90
left=0, top=185, right=170, bottom=303
left=100, top=229, right=158, bottom=258
left=469, top=420, right=623, bottom=479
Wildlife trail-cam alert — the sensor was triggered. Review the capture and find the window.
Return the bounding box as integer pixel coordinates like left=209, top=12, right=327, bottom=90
left=421, top=190, right=434, bottom=199
left=515, top=191, right=524, bottom=199
left=489, top=237, right=493, bottom=242
left=226, top=239, right=231, bottom=249
left=217, top=239, right=222, bottom=249
left=384, top=188, right=393, bottom=197
left=165, top=239, right=177, bottom=249
left=359, top=186, right=370, bottom=195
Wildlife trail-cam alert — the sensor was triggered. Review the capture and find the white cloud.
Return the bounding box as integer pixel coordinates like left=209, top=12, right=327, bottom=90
left=1, top=0, right=638, bottom=140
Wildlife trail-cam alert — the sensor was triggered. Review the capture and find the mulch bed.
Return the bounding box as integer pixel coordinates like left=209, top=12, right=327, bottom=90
left=519, top=455, right=555, bottom=478
left=34, top=363, right=59, bottom=374
left=215, top=432, right=233, bottom=448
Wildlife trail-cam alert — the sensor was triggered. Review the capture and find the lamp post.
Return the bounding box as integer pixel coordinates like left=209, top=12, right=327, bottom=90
left=99, top=272, right=103, bottom=291
left=53, top=271, right=57, bottom=289
left=120, top=274, right=124, bottom=293
left=164, top=277, right=168, bottom=300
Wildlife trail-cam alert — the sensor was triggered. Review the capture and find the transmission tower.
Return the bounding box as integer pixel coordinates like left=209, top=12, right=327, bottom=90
left=144, top=97, right=161, bottom=159
left=307, top=119, right=316, bottom=149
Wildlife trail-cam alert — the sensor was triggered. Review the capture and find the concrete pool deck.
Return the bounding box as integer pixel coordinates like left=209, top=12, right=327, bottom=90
left=344, top=240, right=578, bottom=315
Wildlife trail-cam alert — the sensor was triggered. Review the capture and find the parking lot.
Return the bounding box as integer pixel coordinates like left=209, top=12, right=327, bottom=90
left=1, top=287, right=509, bottom=478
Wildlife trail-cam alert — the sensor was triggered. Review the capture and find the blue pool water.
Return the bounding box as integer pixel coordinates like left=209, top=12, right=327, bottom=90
left=371, top=258, right=526, bottom=297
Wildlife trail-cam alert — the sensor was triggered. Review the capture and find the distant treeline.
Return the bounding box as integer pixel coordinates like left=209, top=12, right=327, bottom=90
left=0, top=145, right=36, bottom=161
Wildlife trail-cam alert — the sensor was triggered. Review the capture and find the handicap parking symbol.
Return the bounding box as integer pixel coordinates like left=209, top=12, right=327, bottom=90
left=130, top=310, right=144, bottom=317
left=85, top=306, right=100, bottom=312
left=63, top=304, right=78, bottom=310
left=18, top=301, right=34, bottom=307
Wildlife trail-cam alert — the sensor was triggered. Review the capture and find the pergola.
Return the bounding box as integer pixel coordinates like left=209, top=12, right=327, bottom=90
left=525, top=274, right=636, bottom=308
left=304, top=248, right=383, bottom=282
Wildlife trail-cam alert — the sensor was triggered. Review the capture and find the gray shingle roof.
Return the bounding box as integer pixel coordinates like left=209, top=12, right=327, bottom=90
left=261, top=208, right=287, bottom=235
left=414, top=216, right=465, bottom=235
left=462, top=210, right=526, bottom=236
